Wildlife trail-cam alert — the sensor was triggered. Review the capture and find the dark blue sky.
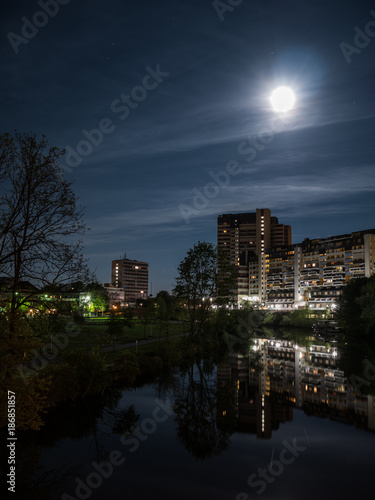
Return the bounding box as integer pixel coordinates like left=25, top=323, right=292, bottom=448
left=1, top=0, right=375, bottom=293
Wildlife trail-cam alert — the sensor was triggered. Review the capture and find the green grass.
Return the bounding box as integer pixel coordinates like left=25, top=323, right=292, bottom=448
left=65, top=320, right=186, bottom=353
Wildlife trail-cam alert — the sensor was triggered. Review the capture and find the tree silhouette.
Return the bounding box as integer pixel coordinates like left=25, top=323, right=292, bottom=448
left=174, top=360, right=237, bottom=459
left=0, top=132, right=90, bottom=429
left=173, top=241, right=235, bottom=336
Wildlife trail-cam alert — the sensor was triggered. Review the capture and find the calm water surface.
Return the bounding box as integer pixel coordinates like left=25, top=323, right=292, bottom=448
left=22, top=338, right=375, bottom=499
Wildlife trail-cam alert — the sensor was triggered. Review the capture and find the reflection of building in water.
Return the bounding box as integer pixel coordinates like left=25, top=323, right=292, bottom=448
left=217, top=339, right=375, bottom=439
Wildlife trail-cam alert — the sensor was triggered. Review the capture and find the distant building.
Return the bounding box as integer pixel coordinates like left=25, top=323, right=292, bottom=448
left=217, top=208, right=291, bottom=303
left=111, top=257, right=149, bottom=304
left=103, top=284, right=126, bottom=308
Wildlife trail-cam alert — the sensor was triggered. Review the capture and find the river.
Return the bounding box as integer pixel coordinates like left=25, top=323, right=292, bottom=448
left=13, top=332, right=375, bottom=499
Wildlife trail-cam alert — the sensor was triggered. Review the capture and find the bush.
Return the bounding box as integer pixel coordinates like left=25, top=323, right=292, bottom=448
left=280, top=308, right=314, bottom=328
left=111, top=351, right=140, bottom=384
left=42, top=350, right=109, bottom=402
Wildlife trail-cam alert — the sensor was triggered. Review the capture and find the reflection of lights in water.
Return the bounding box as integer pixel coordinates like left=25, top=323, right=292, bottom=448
left=261, top=395, right=265, bottom=432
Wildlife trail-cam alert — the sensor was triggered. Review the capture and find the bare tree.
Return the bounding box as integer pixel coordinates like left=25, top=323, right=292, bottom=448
left=0, top=132, right=89, bottom=315
left=0, top=132, right=93, bottom=429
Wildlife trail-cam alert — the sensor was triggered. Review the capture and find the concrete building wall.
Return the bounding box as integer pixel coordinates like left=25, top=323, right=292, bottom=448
left=111, top=258, right=149, bottom=304
left=217, top=209, right=291, bottom=304
left=264, top=229, right=375, bottom=310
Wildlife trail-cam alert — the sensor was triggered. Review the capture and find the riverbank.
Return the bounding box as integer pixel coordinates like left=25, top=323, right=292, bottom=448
left=1, top=307, right=337, bottom=432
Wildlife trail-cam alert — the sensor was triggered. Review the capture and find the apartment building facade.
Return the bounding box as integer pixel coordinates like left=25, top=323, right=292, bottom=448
left=217, top=206, right=375, bottom=309
left=111, top=257, right=149, bottom=304
left=264, top=229, right=375, bottom=310
left=217, top=209, right=292, bottom=303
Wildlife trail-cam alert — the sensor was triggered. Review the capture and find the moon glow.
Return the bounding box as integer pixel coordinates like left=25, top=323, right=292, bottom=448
left=270, top=86, right=295, bottom=112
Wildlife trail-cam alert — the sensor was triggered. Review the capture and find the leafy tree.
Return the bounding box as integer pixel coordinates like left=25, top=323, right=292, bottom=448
left=0, top=314, right=52, bottom=430
left=155, top=291, right=175, bottom=335
left=107, top=310, right=124, bottom=339
left=156, top=290, right=175, bottom=309
left=137, top=298, right=155, bottom=338
left=354, top=277, right=375, bottom=333
left=68, top=281, right=85, bottom=292
left=122, top=306, right=135, bottom=322
left=173, top=241, right=235, bottom=335
left=280, top=307, right=315, bottom=328
left=336, top=276, right=375, bottom=395
left=106, top=309, right=133, bottom=343
left=337, top=276, right=375, bottom=336
left=84, top=282, right=109, bottom=315
left=156, top=296, right=168, bottom=335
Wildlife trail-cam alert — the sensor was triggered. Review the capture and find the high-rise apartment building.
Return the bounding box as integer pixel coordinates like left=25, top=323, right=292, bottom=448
left=217, top=209, right=292, bottom=303
left=217, top=209, right=375, bottom=309
left=111, top=257, right=149, bottom=304
left=265, top=229, right=375, bottom=310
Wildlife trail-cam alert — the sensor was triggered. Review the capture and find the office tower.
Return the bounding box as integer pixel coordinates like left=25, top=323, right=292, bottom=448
left=111, top=257, right=149, bottom=304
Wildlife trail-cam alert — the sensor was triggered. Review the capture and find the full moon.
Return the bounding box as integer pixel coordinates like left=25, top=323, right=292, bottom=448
left=270, top=86, right=295, bottom=112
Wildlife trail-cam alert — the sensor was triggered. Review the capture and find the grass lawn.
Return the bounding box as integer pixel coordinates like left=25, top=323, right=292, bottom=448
left=66, top=319, right=186, bottom=352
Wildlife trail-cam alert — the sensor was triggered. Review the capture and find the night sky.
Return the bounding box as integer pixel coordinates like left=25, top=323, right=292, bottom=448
left=1, top=0, right=375, bottom=293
